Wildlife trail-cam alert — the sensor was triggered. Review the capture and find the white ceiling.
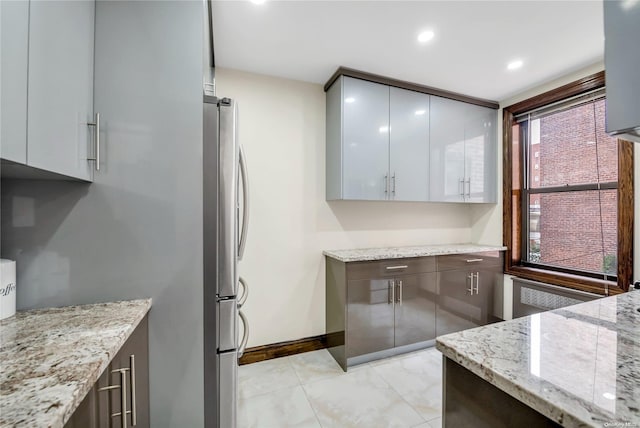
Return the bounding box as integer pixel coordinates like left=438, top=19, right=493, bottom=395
left=212, top=1, right=604, bottom=102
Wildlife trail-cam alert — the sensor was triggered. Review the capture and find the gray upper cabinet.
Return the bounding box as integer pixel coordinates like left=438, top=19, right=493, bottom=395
left=0, top=0, right=29, bottom=164
left=389, top=87, right=430, bottom=201
left=341, top=77, right=390, bottom=200
left=26, top=0, right=95, bottom=181
left=604, top=1, right=640, bottom=142
left=430, top=96, right=497, bottom=203
left=0, top=0, right=96, bottom=181
left=326, top=76, right=430, bottom=201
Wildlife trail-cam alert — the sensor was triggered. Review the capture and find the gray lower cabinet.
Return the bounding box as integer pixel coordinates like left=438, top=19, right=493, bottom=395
left=64, top=315, right=149, bottom=428
left=327, top=257, right=437, bottom=370
left=436, top=252, right=503, bottom=336
left=326, top=251, right=504, bottom=370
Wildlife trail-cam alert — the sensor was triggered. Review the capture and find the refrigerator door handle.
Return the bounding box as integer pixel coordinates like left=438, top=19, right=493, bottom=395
left=238, top=276, right=248, bottom=308
left=238, top=144, right=250, bottom=260
left=238, top=310, right=249, bottom=358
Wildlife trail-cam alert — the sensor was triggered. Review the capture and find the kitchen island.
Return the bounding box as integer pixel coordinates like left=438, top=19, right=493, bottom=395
left=436, top=291, right=640, bottom=427
left=0, top=299, right=151, bottom=428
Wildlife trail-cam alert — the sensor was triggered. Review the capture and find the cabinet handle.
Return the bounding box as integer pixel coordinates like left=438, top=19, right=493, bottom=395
left=388, top=280, right=395, bottom=304
left=130, top=355, right=137, bottom=426
left=459, top=178, right=465, bottom=197
left=391, top=172, right=396, bottom=196
left=397, top=280, right=403, bottom=305
left=467, top=273, right=474, bottom=295
left=465, top=178, right=471, bottom=198
left=465, top=259, right=483, bottom=263
left=120, top=369, right=128, bottom=428
left=385, top=265, right=408, bottom=270
left=474, top=272, right=480, bottom=295
left=87, top=112, right=100, bottom=171
left=384, top=174, right=389, bottom=195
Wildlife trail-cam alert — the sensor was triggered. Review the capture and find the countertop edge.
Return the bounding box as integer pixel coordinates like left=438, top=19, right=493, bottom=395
left=435, top=336, right=602, bottom=428
left=59, top=299, right=152, bottom=428
left=323, top=244, right=507, bottom=262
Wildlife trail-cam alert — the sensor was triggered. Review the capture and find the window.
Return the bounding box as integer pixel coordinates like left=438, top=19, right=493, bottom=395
left=503, top=72, right=633, bottom=295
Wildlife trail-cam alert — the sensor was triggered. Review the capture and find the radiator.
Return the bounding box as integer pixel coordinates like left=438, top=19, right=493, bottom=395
left=512, top=278, right=601, bottom=318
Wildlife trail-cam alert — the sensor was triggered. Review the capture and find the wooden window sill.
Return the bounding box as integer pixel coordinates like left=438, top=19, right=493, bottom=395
left=505, top=265, right=624, bottom=296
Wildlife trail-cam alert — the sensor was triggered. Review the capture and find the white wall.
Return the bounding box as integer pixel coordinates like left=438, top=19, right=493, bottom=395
left=215, top=68, right=474, bottom=346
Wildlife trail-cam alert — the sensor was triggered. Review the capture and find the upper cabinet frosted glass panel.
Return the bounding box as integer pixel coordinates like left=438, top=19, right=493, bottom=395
left=389, top=87, right=429, bottom=201
left=342, top=77, right=390, bottom=200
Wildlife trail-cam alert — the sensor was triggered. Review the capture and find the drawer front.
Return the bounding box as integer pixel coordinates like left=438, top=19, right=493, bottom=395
left=437, top=251, right=503, bottom=271
left=347, top=257, right=436, bottom=280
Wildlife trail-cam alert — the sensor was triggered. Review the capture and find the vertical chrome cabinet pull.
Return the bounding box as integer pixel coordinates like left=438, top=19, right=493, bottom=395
left=391, top=172, right=396, bottom=196
left=130, top=355, right=137, bottom=426
left=459, top=178, right=465, bottom=198
left=397, top=280, right=403, bottom=305
left=467, top=273, right=474, bottom=295
left=388, top=280, right=395, bottom=304
left=384, top=174, right=389, bottom=195
left=120, top=369, right=128, bottom=428
left=238, top=277, right=249, bottom=308
left=238, top=145, right=250, bottom=260
left=465, top=178, right=471, bottom=198
left=87, top=112, right=100, bottom=171
left=238, top=310, right=249, bottom=358
left=473, top=272, right=480, bottom=295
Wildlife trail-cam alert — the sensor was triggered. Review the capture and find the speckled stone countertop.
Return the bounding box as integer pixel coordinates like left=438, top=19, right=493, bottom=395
left=0, top=299, right=152, bottom=428
left=436, top=291, right=640, bottom=427
left=323, top=243, right=507, bottom=262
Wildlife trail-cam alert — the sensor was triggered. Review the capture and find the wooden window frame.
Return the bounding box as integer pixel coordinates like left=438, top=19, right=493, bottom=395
left=503, top=71, right=634, bottom=295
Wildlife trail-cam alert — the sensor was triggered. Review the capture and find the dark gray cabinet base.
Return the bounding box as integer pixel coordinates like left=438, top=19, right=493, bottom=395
left=443, top=357, right=560, bottom=428
left=65, top=315, right=149, bottom=428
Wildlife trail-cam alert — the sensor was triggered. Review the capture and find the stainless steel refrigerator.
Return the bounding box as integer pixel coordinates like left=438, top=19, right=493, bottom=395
left=203, top=93, right=250, bottom=428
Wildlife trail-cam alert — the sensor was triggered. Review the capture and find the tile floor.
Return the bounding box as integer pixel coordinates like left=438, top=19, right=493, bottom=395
left=238, top=347, right=443, bottom=428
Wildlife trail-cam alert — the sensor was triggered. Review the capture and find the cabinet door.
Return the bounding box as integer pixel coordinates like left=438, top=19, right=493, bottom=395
left=342, top=77, right=390, bottom=200
left=0, top=0, right=29, bottom=164
left=436, top=270, right=478, bottom=336
left=27, top=0, right=94, bottom=180
left=394, top=272, right=437, bottom=347
left=464, top=105, right=497, bottom=203
left=474, top=267, right=501, bottom=325
left=389, top=87, right=430, bottom=201
left=347, top=278, right=395, bottom=357
left=108, top=316, right=150, bottom=428
left=429, top=96, right=465, bottom=202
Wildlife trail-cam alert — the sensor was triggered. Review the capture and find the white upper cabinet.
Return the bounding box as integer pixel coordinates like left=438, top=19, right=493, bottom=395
left=430, top=96, right=497, bottom=203
left=389, top=87, right=430, bottom=201
left=0, top=0, right=29, bottom=164
left=27, top=0, right=95, bottom=181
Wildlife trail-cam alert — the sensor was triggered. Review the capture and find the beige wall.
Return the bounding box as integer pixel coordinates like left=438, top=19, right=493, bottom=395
left=215, top=68, right=473, bottom=346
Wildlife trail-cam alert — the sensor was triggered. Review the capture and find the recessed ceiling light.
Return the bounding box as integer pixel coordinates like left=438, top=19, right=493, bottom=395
left=250, top=0, right=266, bottom=4
left=415, top=109, right=426, bottom=116
left=417, top=31, right=435, bottom=43
left=507, top=59, right=524, bottom=71
left=345, top=97, right=355, bottom=104
left=379, top=126, right=389, bottom=133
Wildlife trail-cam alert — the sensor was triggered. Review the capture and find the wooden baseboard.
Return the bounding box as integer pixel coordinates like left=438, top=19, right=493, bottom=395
left=238, top=334, right=329, bottom=365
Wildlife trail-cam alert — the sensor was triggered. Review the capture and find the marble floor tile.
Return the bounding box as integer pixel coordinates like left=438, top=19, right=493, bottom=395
left=238, top=385, right=321, bottom=428
left=238, top=356, right=301, bottom=399
left=427, top=417, right=442, bottom=428
left=303, top=366, right=425, bottom=428
left=289, top=349, right=361, bottom=385
left=368, top=347, right=439, bottom=367
left=372, top=350, right=443, bottom=421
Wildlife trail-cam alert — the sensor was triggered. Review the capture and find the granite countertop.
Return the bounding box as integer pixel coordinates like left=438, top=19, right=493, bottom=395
left=323, top=243, right=507, bottom=262
left=0, top=299, right=152, bottom=428
left=436, top=291, right=640, bottom=427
